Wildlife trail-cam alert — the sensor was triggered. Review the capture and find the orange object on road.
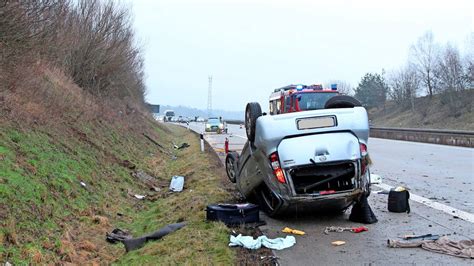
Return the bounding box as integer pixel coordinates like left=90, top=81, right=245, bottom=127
left=282, top=227, right=305, bottom=235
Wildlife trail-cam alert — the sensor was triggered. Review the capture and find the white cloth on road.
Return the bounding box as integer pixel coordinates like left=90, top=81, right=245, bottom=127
left=229, top=234, right=296, bottom=250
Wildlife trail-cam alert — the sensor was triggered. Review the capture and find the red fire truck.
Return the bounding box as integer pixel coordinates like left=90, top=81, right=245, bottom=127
left=268, top=84, right=340, bottom=115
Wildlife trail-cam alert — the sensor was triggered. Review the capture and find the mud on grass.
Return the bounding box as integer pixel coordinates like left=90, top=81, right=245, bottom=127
left=0, top=120, right=237, bottom=264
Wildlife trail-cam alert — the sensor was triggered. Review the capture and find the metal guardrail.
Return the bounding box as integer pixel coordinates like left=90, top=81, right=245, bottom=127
left=370, top=127, right=474, bottom=148
left=225, top=119, right=244, bottom=125
left=224, top=121, right=473, bottom=147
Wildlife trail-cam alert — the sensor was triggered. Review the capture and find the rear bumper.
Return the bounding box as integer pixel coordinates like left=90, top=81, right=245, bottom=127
left=266, top=188, right=362, bottom=214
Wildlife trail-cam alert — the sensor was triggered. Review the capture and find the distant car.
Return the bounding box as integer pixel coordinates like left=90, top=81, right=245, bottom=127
left=205, top=117, right=226, bottom=133
left=196, top=117, right=205, bottom=122
left=164, top=110, right=175, bottom=122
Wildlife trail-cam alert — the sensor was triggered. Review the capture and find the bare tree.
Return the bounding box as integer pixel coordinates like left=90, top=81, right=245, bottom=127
left=388, top=64, right=420, bottom=111
left=435, top=44, right=466, bottom=92
left=463, top=33, right=474, bottom=89
left=410, top=31, right=438, bottom=97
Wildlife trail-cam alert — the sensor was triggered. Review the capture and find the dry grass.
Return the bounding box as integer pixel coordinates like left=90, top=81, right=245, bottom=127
left=369, top=90, right=474, bottom=130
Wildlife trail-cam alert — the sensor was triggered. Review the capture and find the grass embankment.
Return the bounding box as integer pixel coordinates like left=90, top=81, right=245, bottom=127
left=0, top=119, right=235, bottom=264
left=368, top=89, right=473, bottom=130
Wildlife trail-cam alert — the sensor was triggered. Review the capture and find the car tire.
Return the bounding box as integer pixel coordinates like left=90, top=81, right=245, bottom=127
left=324, top=95, right=362, bottom=109
left=225, top=152, right=239, bottom=183
left=245, top=102, right=262, bottom=142
left=256, top=184, right=282, bottom=217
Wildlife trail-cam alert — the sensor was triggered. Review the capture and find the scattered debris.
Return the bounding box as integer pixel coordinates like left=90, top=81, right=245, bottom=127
left=120, top=159, right=136, bottom=170
left=106, top=228, right=133, bottom=244
left=371, top=174, right=382, bottom=184
left=324, top=226, right=368, bottom=234
left=92, top=215, right=109, bottom=226
left=260, top=255, right=279, bottom=263
left=173, top=142, right=190, bottom=150
left=134, top=194, right=146, bottom=200
left=207, top=203, right=260, bottom=226
left=229, top=234, right=296, bottom=250
left=387, top=236, right=474, bottom=259
left=132, top=170, right=160, bottom=191
left=402, top=234, right=446, bottom=241
left=169, top=175, right=184, bottom=192
left=80, top=181, right=87, bottom=188
left=332, top=241, right=346, bottom=246
left=122, top=222, right=186, bottom=252
left=282, top=227, right=305, bottom=235
left=143, top=133, right=175, bottom=157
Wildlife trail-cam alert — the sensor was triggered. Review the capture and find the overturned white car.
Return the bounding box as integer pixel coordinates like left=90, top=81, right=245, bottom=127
left=225, top=85, right=372, bottom=216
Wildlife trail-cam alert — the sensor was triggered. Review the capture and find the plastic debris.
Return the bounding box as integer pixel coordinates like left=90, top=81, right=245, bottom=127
left=332, top=240, right=346, bottom=246
left=106, top=228, right=133, bottom=243
left=282, top=227, right=305, bottom=235
left=169, top=175, right=184, bottom=192
left=371, top=174, right=382, bottom=184
left=80, top=181, right=87, bottom=188
left=134, top=194, right=146, bottom=200
left=229, top=234, right=296, bottom=250
left=122, top=222, right=186, bottom=252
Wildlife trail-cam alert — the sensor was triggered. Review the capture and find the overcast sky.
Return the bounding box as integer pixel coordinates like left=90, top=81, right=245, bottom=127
left=131, top=0, right=473, bottom=112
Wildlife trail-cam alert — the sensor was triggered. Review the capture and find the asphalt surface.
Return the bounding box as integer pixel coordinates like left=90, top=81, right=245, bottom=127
left=185, top=122, right=474, bottom=265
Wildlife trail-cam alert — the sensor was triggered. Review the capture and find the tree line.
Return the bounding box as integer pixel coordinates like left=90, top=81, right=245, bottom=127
left=353, top=31, right=473, bottom=112
left=1, top=0, right=145, bottom=104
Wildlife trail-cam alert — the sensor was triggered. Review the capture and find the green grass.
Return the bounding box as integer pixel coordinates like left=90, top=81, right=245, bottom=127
left=0, top=120, right=235, bottom=264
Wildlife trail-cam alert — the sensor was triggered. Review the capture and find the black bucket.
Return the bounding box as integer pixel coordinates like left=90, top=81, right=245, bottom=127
left=388, top=190, right=410, bottom=213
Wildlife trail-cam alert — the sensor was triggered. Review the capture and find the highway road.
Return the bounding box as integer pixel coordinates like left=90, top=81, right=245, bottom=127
left=186, top=122, right=473, bottom=265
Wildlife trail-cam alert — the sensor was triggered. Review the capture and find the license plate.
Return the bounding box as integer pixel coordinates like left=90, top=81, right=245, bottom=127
left=296, top=116, right=336, bottom=130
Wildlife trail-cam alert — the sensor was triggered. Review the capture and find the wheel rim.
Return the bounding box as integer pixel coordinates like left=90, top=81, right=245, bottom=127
left=226, top=158, right=235, bottom=181
left=245, top=109, right=251, bottom=137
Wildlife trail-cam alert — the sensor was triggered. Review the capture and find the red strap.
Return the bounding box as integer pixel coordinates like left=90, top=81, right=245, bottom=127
left=352, top=226, right=368, bottom=233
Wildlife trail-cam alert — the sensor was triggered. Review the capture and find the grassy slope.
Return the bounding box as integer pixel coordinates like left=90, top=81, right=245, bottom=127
left=368, top=90, right=473, bottom=131
left=0, top=116, right=234, bottom=263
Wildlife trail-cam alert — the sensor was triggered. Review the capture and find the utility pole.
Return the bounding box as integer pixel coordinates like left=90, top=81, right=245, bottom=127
left=207, top=75, right=212, bottom=117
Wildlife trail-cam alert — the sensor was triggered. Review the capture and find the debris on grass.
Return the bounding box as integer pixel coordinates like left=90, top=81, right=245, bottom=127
left=169, top=175, right=184, bottom=192
left=134, top=194, right=146, bottom=200
left=106, top=228, right=133, bottom=244
left=122, top=222, right=187, bottom=252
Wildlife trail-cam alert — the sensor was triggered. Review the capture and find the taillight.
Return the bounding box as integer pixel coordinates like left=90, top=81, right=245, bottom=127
left=360, top=143, right=368, bottom=175
left=269, top=152, right=286, bottom=184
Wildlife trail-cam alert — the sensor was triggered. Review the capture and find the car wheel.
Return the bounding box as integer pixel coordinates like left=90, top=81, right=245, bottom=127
left=324, top=95, right=362, bottom=109
left=256, top=184, right=282, bottom=217
left=245, top=102, right=262, bottom=142
left=225, top=152, right=239, bottom=183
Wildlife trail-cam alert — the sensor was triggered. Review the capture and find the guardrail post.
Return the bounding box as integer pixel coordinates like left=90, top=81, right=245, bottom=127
left=200, top=133, right=204, bottom=152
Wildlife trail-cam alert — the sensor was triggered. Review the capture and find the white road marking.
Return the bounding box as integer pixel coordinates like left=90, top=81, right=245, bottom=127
left=375, top=183, right=474, bottom=224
